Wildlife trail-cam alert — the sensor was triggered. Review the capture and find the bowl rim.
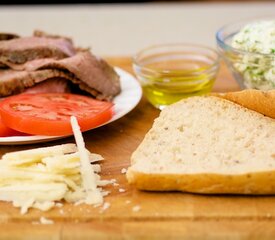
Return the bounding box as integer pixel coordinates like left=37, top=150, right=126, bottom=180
left=132, top=43, right=220, bottom=75
left=216, top=17, right=275, bottom=57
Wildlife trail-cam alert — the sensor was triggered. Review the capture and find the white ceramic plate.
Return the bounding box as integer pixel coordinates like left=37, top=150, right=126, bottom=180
left=0, top=67, right=142, bottom=145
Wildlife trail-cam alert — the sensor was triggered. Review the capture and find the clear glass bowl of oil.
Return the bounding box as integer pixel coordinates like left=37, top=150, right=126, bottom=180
left=133, top=44, right=220, bottom=109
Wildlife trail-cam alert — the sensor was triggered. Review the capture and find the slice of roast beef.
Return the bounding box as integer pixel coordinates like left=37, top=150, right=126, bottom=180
left=0, top=36, right=76, bottom=65
left=1, top=58, right=55, bottom=71
left=34, top=51, right=121, bottom=100
left=33, top=30, right=69, bottom=39
left=0, top=68, right=102, bottom=99
left=33, top=30, right=73, bottom=44
left=24, top=78, right=71, bottom=94
left=0, top=33, right=20, bottom=68
left=1, top=51, right=121, bottom=100
left=33, top=30, right=90, bottom=53
left=0, top=69, right=72, bottom=96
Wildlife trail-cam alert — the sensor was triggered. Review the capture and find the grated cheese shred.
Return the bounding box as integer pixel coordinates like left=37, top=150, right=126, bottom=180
left=0, top=116, right=112, bottom=214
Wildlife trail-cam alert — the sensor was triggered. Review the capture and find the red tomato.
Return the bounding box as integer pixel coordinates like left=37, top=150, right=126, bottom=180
left=0, top=93, right=114, bottom=136
left=0, top=116, right=26, bottom=137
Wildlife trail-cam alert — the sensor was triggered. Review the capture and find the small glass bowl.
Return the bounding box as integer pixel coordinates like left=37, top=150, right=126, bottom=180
left=133, top=43, right=220, bottom=109
left=216, top=18, right=275, bottom=90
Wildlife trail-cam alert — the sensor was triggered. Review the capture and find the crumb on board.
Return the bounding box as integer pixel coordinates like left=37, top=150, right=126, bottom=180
left=40, top=216, right=54, bottom=224
left=125, top=200, right=131, bottom=204
left=132, top=205, right=141, bottom=212
left=121, top=168, right=127, bottom=174
left=99, top=202, right=111, bottom=213
left=119, top=188, right=126, bottom=193
left=109, top=178, right=119, bottom=186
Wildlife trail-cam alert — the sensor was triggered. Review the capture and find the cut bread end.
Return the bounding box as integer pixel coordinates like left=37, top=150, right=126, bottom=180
left=126, top=170, right=275, bottom=194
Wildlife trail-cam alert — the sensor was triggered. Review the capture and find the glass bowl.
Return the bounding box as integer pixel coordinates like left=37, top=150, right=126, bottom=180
left=216, top=18, right=275, bottom=90
left=133, top=43, right=220, bottom=110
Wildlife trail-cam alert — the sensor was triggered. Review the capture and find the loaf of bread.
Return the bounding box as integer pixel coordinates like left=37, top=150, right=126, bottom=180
left=212, top=89, right=275, bottom=119
left=126, top=96, right=275, bottom=194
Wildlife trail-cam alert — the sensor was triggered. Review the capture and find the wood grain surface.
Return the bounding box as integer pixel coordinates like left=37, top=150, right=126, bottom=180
left=0, top=57, right=274, bottom=240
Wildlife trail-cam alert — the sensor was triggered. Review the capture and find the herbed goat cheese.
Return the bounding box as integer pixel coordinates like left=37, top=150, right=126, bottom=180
left=232, top=21, right=275, bottom=54
left=231, top=20, right=275, bottom=90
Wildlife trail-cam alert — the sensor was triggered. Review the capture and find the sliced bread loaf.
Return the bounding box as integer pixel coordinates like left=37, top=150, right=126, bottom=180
left=126, top=96, right=275, bottom=194
left=212, top=89, right=275, bottom=119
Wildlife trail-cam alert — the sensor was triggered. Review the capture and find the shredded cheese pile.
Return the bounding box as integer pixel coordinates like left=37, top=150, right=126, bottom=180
left=0, top=116, right=110, bottom=214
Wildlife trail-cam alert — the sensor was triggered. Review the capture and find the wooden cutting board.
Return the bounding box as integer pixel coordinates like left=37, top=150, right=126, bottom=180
left=0, top=58, right=274, bottom=240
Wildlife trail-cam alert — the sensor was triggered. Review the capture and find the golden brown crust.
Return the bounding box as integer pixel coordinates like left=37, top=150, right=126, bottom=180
left=127, top=169, right=275, bottom=195
left=211, top=89, right=275, bottom=119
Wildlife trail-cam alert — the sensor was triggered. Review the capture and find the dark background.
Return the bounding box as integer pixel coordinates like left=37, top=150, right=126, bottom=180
left=0, top=0, right=273, bottom=4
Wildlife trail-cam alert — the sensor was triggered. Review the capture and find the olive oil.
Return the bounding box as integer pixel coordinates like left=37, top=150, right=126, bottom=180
left=138, top=59, right=217, bottom=109
left=133, top=44, right=220, bottom=109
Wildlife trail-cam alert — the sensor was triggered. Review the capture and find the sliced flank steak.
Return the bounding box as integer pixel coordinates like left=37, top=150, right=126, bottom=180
left=0, top=52, right=120, bottom=100
left=0, top=31, right=121, bottom=100
left=0, top=36, right=76, bottom=66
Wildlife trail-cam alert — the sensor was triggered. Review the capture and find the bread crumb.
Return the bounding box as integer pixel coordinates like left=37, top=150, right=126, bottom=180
left=113, top=182, right=119, bottom=187
left=132, top=205, right=141, bottom=212
left=121, top=168, right=127, bottom=174
left=110, top=179, right=118, bottom=186
left=40, top=216, right=54, bottom=225
left=119, top=188, right=126, bottom=193
left=59, top=209, right=64, bottom=215
left=125, top=200, right=131, bottom=204
left=100, top=202, right=111, bottom=213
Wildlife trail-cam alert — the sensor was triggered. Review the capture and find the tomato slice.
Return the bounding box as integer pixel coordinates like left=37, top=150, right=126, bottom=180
left=0, top=116, right=26, bottom=137
left=0, top=93, right=114, bottom=136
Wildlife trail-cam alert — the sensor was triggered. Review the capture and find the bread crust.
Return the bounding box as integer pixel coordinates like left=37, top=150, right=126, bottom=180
left=212, top=89, right=275, bottom=119
left=127, top=169, right=275, bottom=195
